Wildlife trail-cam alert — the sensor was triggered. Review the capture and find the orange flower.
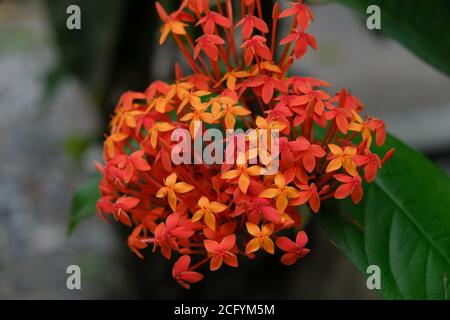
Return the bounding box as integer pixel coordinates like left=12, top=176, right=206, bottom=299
left=217, top=69, right=251, bottom=91
left=179, top=100, right=217, bottom=136
left=104, top=132, right=128, bottom=159
left=348, top=110, right=374, bottom=147
left=192, top=196, right=227, bottom=230
left=245, top=222, right=275, bottom=254
left=259, top=172, right=300, bottom=212
left=148, top=122, right=175, bottom=149
left=127, top=224, right=147, bottom=259
left=156, top=2, right=189, bottom=44
left=210, top=93, right=251, bottom=129
left=156, top=173, right=194, bottom=211
left=255, top=116, right=286, bottom=132
left=204, top=234, right=238, bottom=271
left=221, top=164, right=261, bottom=194
left=326, top=144, right=358, bottom=176
left=177, top=89, right=211, bottom=114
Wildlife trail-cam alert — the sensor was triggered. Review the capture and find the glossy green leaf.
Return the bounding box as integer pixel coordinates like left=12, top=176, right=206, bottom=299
left=336, top=0, right=450, bottom=76
left=319, top=134, right=450, bottom=299
left=67, top=175, right=101, bottom=235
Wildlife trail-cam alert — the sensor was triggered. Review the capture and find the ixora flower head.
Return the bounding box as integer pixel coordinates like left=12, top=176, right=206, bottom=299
left=96, top=0, right=394, bottom=289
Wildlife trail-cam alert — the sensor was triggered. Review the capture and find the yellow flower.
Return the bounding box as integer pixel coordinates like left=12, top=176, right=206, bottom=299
left=221, top=164, right=260, bottom=194
left=192, top=196, right=227, bottom=230
left=156, top=172, right=194, bottom=211
left=148, top=122, right=175, bottom=149
left=245, top=223, right=275, bottom=255
left=259, top=172, right=300, bottom=212
left=326, top=144, right=357, bottom=176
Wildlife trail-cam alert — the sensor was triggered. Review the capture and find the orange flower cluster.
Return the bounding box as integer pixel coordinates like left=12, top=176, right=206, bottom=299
left=96, top=0, right=393, bottom=289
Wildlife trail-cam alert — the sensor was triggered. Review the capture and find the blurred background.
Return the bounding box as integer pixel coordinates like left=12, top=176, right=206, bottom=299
left=0, top=0, right=449, bottom=299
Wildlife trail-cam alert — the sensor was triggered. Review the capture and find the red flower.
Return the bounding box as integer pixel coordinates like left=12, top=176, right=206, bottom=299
left=204, top=234, right=238, bottom=271
left=241, top=35, right=272, bottom=65
left=292, top=136, right=326, bottom=173
left=172, top=255, right=204, bottom=289
left=112, top=150, right=151, bottom=183
left=196, top=11, right=232, bottom=34
left=353, top=151, right=382, bottom=183
left=236, top=15, right=269, bottom=39
left=194, top=34, right=225, bottom=61
left=334, top=174, right=363, bottom=204
left=280, top=29, right=317, bottom=59
left=127, top=224, right=147, bottom=259
left=276, top=231, right=310, bottom=265
left=154, top=213, right=194, bottom=259
left=245, top=75, right=288, bottom=104
left=102, top=196, right=139, bottom=227
left=290, top=183, right=321, bottom=213
left=279, top=0, right=314, bottom=31
left=292, top=81, right=329, bottom=115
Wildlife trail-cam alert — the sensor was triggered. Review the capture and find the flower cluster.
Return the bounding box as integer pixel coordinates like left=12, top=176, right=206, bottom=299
left=96, top=0, right=393, bottom=289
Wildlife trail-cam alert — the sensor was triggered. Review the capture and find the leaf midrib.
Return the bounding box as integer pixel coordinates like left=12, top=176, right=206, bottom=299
left=374, top=178, right=450, bottom=267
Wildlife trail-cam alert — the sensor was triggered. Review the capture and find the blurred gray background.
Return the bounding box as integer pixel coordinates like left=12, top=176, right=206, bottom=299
left=0, top=0, right=449, bottom=299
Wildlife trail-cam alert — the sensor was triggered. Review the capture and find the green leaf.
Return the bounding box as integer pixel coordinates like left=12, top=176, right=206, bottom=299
left=319, top=134, right=450, bottom=299
left=67, top=175, right=101, bottom=235
left=336, top=0, right=450, bottom=76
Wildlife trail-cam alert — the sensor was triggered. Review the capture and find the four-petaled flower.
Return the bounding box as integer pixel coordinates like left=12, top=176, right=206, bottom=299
left=194, top=34, right=225, bottom=61
left=279, top=0, right=314, bottom=31
left=127, top=224, right=147, bottom=259
left=192, top=196, right=228, bottom=230
left=241, top=36, right=272, bottom=66
left=326, top=144, right=358, bottom=176
left=156, top=2, right=189, bottom=44
left=112, top=196, right=140, bottom=227
left=222, top=164, right=261, bottom=194
left=353, top=151, right=382, bottom=182
left=172, top=255, right=204, bottom=289
left=245, top=223, right=275, bottom=255
left=196, top=11, right=232, bottom=34
left=276, top=231, right=310, bottom=265
left=259, top=172, right=300, bottom=212
left=334, top=173, right=363, bottom=204
left=280, top=29, right=317, bottom=59
left=290, top=183, right=321, bottom=213
left=204, top=234, right=238, bottom=271
left=156, top=172, right=194, bottom=211
left=237, top=15, right=269, bottom=39
left=293, top=136, right=326, bottom=173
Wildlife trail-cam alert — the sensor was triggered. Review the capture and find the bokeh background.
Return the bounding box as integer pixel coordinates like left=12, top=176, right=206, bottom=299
left=1, top=0, right=449, bottom=299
